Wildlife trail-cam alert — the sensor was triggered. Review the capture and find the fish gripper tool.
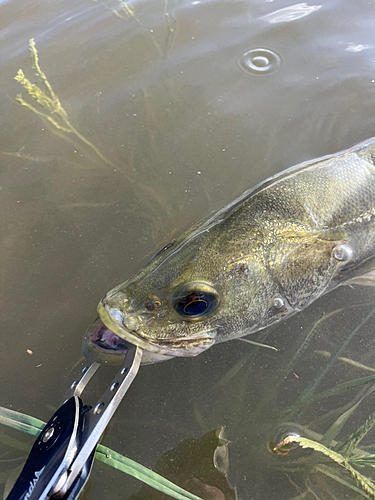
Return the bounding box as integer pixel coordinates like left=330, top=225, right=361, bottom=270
left=6, top=342, right=142, bottom=500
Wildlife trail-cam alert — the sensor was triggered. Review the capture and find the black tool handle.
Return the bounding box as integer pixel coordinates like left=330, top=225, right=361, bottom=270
left=6, top=397, right=81, bottom=500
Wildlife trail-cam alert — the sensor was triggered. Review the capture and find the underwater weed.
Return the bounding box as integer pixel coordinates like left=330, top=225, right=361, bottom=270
left=15, top=39, right=114, bottom=167
left=282, top=306, right=375, bottom=423
left=315, top=351, right=375, bottom=375
left=92, top=0, right=163, bottom=55
left=338, top=412, right=375, bottom=458
left=163, top=0, right=177, bottom=54
left=274, top=435, right=375, bottom=500
left=13, top=40, right=180, bottom=251
left=0, top=406, right=203, bottom=500
left=282, top=309, right=342, bottom=378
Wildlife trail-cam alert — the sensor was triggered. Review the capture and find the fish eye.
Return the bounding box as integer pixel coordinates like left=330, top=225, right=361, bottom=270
left=173, top=283, right=219, bottom=320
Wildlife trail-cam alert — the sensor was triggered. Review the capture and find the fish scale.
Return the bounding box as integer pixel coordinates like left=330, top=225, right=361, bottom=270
left=82, top=138, right=375, bottom=364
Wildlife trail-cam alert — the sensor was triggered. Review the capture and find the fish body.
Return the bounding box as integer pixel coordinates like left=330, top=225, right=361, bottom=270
left=83, top=138, right=375, bottom=364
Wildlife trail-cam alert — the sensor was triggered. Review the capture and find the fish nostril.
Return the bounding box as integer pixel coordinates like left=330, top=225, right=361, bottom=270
left=104, top=293, right=130, bottom=313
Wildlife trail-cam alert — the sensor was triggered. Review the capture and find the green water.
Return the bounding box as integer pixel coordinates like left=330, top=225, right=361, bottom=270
left=1, top=0, right=375, bottom=498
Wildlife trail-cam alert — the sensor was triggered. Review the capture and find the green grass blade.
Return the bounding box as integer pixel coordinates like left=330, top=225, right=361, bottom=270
left=351, top=455, right=375, bottom=468
left=290, top=306, right=375, bottom=410
left=304, top=397, right=366, bottom=473
left=0, top=407, right=203, bottom=500
left=0, top=407, right=44, bottom=436
left=236, top=337, right=278, bottom=350
left=0, top=429, right=32, bottom=453
left=316, top=464, right=371, bottom=498
left=285, top=374, right=375, bottom=418
left=283, top=309, right=342, bottom=378
left=319, top=382, right=375, bottom=451
left=96, top=446, right=203, bottom=500
left=341, top=412, right=375, bottom=458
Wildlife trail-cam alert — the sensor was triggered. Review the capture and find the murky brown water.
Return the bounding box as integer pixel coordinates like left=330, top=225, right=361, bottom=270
left=2, top=0, right=375, bottom=499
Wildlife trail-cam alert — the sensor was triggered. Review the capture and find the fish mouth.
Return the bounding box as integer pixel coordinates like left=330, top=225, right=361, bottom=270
left=82, top=317, right=177, bottom=365
left=87, top=316, right=130, bottom=354
left=97, top=302, right=216, bottom=357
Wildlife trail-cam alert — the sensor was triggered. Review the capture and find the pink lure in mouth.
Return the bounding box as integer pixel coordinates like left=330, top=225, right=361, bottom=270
left=89, top=319, right=129, bottom=353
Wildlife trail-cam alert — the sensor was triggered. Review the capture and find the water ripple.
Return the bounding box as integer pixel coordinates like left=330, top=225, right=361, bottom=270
left=262, top=3, right=322, bottom=24
left=238, top=48, right=282, bottom=76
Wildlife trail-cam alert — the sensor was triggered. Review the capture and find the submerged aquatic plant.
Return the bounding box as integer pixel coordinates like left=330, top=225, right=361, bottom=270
left=92, top=0, right=176, bottom=56
left=189, top=297, right=375, bottom=500
left=274, top=434, right=375, bottom=500
left=14, top=39, right=113, bottom=166
left=0, top=407, right=203, bottom=500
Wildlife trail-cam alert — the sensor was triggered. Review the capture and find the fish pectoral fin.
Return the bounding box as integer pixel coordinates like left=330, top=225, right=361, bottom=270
left=315, top=229, right=347, bottom=242
left=348, top=270, right=375, bottom=287
left=277, top=224, right=346, bottom=242
left=270, top=233, right=338, bottom=270
left=269, top=233, right=349, bottom=310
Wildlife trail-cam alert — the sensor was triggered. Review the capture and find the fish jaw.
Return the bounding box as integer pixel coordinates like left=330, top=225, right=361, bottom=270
left=82, top=316, right=179, bottom=365
left=97, top=300, right=216, bottom=358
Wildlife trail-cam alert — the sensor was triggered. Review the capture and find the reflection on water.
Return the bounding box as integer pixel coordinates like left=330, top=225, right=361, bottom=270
left=261, top=3, right=322, bottom=24
left=1, top=0, right=375, bottom=499
left=129, top=427, right=236, bottom=500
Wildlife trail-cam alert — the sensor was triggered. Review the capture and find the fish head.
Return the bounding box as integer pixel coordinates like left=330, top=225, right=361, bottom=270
left=94, top=232, right=227, bottom=359
left=83, top=215, right=288, bottom=363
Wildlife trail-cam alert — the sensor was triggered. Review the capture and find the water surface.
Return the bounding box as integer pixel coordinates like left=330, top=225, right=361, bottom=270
left=1, top=0, right=375, bottom=498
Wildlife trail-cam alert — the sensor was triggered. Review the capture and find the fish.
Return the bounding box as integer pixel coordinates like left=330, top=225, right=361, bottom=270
left=83, top=138, right=375, bottom=364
